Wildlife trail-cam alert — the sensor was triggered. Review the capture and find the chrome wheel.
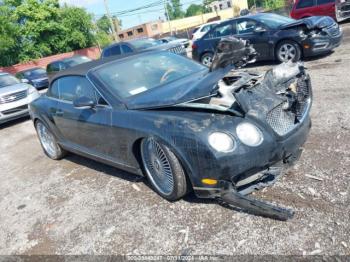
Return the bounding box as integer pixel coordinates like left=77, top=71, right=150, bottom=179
left=278, top=43, right=297, bottom=62
left=36, top=122, right=58, bottom=158
left=141, top=138, right=174, bottom=196
left=201, top=54, right=213, bottom=67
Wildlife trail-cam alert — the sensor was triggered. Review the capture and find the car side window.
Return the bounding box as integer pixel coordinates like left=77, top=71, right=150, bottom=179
left=47, top=80, right=59, bottom=99
left=57, top=76, right=96, bottom=102
left=121, top=45, right=133, bottom=53
left=317, top=0, right=334, bottom=4
left=109, top=45, right=122, bottom=56
left=236, top=19, right=258, bottom=35
left=206, top=23, right=233, bottom=39
left=47, top=62, right=59, bottom=73
left=296, top=0, right=315, bottom=8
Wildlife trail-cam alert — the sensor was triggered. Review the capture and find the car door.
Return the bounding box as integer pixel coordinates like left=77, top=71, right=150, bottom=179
left=235, top=18, right=271, bottom=60
left=53, top=76, right=113, bottom=157
left=201, top=22, right=235, bottom=53
left=316, top=0, right=336, bottom=18
left=294, top=0, right=318, bottom=18
left=120, top=44, right=134, bottom=54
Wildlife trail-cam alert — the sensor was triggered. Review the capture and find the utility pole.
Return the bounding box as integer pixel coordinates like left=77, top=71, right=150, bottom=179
left=163, top=0, right=172, bottom=35
left=104, top=0, right=119, bottom=42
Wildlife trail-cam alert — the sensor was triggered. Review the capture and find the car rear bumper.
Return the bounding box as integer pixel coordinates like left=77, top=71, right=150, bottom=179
left=302, top=30, right=343, bottom=57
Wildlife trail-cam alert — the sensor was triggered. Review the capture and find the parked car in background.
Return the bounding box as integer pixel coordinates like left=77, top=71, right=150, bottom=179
left=192, top=13, right=343, bottom=66
left=0, top=73, right=40, bottom=124
left=16, top=67, right=49, bottom=90
left=192, top=21, right=220, bottom=40
left=159, top=36, right=190, bottom=48
left=336, top=0, right=350, bottom=22
left=101, top=38, right=187, bottom=59
left=46, top=55, right=92, bottom=79
left=291, top=0, right=336, bottom=20
left=29, top=49, right=313, bottom=220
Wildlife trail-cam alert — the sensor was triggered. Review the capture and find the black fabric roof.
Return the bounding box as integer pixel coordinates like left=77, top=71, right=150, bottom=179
left=51, top=51, right=145, bottom=82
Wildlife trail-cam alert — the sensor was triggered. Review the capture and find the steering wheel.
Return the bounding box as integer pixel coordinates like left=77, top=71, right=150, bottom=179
left=160, top=69, right=179, bottom=84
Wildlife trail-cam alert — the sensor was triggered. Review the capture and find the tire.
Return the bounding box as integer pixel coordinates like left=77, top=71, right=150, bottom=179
left=141, top=138, right=188, bottom=201
left=201, top=52, right=214, bottom=67
left=35, top=120, right=66, bottom=160
left=275, top=40, right=302, bottom=63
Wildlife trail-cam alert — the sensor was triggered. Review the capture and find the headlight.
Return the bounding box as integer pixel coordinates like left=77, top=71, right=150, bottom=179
left=236, top=122, right=263, bottom=147
left=27, top=85, right=38, bottom=95
left=208, top=132, right=235, bottom=152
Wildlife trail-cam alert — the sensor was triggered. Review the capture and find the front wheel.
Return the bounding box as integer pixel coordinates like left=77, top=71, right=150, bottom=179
left=35, top=120, right=66, bottom=160
left=201, top=52, right=214, bottom=67
left=276, top=40, right=302, bottom=63
left=141, top=138, right=188, bottom=201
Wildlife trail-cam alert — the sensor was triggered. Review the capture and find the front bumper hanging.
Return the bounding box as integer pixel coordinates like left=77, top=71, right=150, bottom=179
left=218, top=183, right=294, bottom=221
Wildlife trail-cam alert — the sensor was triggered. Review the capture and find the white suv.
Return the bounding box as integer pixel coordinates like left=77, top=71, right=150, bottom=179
left=192, top=21, right=220, bottom=41
left=0, top=73, right=40, bottom=124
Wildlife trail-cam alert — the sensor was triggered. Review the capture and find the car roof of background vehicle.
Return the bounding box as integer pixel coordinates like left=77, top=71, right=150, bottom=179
left=47, top=55, right=86, bottom=65
left=50, top=50, right=155, bottom=82
left=18, top=67, right=43, bottom=73
left=0, top=72, right=10, bottom=76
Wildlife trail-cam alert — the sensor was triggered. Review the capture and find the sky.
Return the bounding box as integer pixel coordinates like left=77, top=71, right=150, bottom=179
left=60, top=0, right=203, bottom=29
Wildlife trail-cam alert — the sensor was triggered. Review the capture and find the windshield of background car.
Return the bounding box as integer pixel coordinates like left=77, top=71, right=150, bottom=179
left=64, top=56, right=92, bottom=67
left=0, top=74, right=20, bottom=88
left=130, top=39, right=162, bottom=50
left=94, top=52, right=207, bottom=99
left=23, top=68, right=46, bottom=78
left=257, top=14, right=296, bottom=29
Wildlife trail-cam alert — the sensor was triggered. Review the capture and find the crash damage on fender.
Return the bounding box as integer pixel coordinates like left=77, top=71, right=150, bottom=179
left=30, top=38, right=312, bottom=221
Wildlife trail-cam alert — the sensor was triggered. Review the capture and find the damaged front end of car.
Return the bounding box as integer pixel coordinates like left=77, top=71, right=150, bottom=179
left=336, top=0, right=350, bottom=22
left=178, top=39, right=312, bottom=221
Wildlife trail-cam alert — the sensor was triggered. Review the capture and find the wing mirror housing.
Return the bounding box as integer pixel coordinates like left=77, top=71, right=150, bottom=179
left=73, top=96, right=96, bottom=109
left=254, top=26, right=266, bottom=33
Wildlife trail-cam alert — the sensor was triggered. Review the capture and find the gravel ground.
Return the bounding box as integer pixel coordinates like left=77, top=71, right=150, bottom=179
left=0, top=23, right=349, bottom=257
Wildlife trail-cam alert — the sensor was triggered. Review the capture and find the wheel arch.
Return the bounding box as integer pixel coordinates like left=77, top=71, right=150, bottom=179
left=132, top=135, right=195, bottom=191
left=274, top=38, right=304, bottom=60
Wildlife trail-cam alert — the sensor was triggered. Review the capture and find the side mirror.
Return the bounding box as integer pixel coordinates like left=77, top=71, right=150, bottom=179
left=254, top=27, right=266, bottom=33
left=21, top=79, right=29, bottom=83
left=73, top=96, right=96, bottom=109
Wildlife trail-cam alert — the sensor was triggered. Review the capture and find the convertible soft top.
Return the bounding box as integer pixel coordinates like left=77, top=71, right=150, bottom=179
left=50, top=50, right=152, bottom=82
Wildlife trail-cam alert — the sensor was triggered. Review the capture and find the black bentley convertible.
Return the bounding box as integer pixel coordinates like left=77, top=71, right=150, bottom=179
left=29, top=44, right=312, bottom=220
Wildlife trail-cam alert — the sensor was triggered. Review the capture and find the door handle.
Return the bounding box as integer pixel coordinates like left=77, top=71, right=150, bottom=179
left=55, top=109, right=63, bottom=116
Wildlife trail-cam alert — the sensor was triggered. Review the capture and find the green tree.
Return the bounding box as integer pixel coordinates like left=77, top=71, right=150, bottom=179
left=202, top=0, right=216, bottom=13
left=185, top=4, right=203, bottom=17
left=0, top=3, right=19, bottom=66
left=96, top=15, right=122, bottom=34
left=166, top=0, right=184, bottom=20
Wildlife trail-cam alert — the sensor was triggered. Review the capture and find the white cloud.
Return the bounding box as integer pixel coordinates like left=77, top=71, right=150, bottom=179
left=59, top=0, right=101, bottom=7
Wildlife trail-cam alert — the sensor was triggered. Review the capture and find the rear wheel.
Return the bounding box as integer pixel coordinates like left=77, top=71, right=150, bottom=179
left=201, top=52, right=214, bottom=67
left=35, top=120, right=66, bottom=160
left=276, top=40, right=301, bottom=63
left=141, top=138, right=188, bottom=201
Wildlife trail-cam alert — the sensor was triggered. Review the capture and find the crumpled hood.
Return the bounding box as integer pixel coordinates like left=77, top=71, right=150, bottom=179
left=279, top=16, right=335, bottom=30
left=126, top=67, right=232, bottom=110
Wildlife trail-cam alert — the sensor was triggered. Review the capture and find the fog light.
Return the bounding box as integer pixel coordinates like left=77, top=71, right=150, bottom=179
left=304, top=44, right=310, bottom=49
left=202, top=179, right=218, bottom=185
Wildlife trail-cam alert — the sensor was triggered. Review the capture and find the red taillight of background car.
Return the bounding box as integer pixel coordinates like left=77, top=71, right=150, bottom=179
left=192, top=43, right=197, bottom=50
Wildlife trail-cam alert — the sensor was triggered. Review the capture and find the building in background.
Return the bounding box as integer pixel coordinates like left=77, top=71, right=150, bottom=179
left=209, top=0, right=233, bottom=12
left=117, top=21, right=163, bottom=41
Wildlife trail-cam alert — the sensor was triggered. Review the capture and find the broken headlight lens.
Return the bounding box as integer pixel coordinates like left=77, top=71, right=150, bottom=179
left=236, top=122, right=263, bottom=147
left=208, top=132, right=235, bottom=152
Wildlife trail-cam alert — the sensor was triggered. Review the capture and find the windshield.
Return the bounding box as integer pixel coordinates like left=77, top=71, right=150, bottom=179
left=23, top=68, right=46, bottom=78
left=130, top=38, right=162, bottom=50
left=95, top=52, right=206, bottom=99
left=0, top=74, right=20, bottom=88
left=64, top=56, right=92, bottom=67
left=257, top=14, right=295, bottom=29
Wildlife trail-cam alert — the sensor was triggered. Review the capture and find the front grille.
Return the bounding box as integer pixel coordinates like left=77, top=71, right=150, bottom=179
left=1, top=105, right=28, bottom=115
left=168, top=45, right=187, bottom=56
left=0, top=90, right=27, bottom=104
left=266, top=77, right=311, bottom=136
left=340, top=4, right=350, bottom=12
left=327, top=23, right=340, bottom=37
